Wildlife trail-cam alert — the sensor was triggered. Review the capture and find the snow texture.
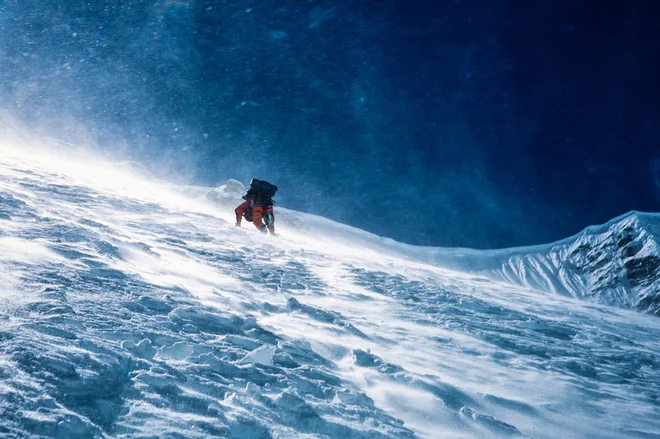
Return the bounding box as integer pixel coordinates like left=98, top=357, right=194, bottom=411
left=0, top=142, right=659, bottom=439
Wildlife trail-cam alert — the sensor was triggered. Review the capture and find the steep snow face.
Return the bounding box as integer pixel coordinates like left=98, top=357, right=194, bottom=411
left=1, top=143, right=660, bottom=439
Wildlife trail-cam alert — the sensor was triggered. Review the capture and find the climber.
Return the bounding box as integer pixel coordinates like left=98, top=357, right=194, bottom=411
left=234, top=179, right=277, bottom=235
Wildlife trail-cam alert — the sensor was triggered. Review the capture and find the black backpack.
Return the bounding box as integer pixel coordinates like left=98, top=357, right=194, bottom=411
left=245, top=179, right=278, bottom=199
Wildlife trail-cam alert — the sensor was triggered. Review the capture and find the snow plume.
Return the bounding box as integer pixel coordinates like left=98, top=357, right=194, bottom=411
left=0, top=121, right=189, bottom=211
left=1, top=139, right=660, bottom=438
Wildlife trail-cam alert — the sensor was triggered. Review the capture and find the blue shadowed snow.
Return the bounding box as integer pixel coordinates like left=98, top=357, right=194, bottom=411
left=1, top=143, right=660, bottom=439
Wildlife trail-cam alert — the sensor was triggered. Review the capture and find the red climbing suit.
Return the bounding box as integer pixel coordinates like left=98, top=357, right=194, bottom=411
left=235, top=199, right=275, bottom=234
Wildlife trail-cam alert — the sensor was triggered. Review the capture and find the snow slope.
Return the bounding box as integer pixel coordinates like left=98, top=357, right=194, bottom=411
left=1, top=142, right=660, bottom=439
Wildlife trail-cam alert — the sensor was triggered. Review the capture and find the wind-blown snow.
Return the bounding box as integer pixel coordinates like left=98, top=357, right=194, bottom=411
left=1, top=142, right=659, bottom=439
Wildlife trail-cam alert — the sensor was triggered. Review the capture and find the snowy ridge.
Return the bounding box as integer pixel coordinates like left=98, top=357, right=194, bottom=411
left=411, top=212, right=660, bottom=316
left=1, top=143, right=660, bottom=439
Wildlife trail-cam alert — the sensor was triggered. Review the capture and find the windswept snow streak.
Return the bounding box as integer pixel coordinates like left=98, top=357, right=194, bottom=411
left=1, top=145, right=660, bottom=439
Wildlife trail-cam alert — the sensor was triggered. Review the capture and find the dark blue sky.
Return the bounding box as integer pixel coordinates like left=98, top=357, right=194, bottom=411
left=1, top=0, right=659, bottom=248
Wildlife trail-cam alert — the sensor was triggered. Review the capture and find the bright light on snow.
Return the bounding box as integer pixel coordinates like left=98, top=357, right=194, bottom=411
left=0, top=139, right=659, bottom=439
